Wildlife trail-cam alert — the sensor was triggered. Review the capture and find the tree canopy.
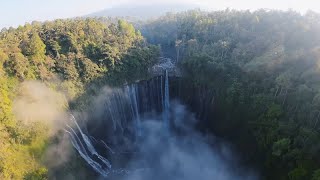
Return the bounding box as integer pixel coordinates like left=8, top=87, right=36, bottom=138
left=0, top=18, right=159, bottom=179
left=141, top=9, right=320, bottom=179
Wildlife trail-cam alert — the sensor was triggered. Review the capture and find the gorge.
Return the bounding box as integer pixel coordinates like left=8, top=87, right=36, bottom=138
left=65, top=67, right=257, bottom=179
left=1, top=9, right=320, bottom=180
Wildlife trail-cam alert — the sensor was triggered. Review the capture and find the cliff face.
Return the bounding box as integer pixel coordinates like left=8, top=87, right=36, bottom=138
left=67, top=74, right=258, bottom=179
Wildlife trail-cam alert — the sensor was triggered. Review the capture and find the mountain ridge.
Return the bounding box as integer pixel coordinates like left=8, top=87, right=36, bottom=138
left=86, top=3, right=200, bottom=19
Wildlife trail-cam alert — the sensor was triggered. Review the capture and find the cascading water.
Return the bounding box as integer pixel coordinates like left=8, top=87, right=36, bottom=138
left=163, top=70, right=170, bottom=130
left=65, top=70, right=171, bottom=178
left=62, top=52, right=261, bottom=180
left=126, top=84, right=141, bottom=137
left=65, top=65, right=258, bottom=180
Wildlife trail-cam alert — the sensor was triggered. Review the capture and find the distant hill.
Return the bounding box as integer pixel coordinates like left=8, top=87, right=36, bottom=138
left=87, top=3, right=200, bottom=20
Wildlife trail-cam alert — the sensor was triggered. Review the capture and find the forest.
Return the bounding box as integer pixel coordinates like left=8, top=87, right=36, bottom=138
left=142, top=10, right=320, bottom=180
left=1, top=9, right=320, bottom=180
left=0, top=18, right=159, bottom=179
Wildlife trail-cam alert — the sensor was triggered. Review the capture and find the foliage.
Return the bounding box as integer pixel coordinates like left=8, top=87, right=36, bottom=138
left=141, top=9, right=320, bottom=179
left=0, top=18, right=159, bottom=179
left=312, top=169, right=320, bottom=180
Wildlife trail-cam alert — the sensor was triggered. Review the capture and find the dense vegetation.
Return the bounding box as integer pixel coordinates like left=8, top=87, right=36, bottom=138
left=0, top=18, right=159, bottom=179
left=2, top=8, right=320, bottom=180
left=142, top=10, right=320, bottom=180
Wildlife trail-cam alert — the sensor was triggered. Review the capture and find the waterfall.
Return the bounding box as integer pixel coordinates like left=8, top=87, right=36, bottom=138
left=127, top=84, right=141, bottom=137
left=66, top=72, right=172, bottom=177
left=163, top=70, right=170, bottom=130
left=72, top=115, right=112, bottom=169
left=65, top=117, right=111, bottom=177
left=65, top=130, right=110, bottom=177
left=66, top=114, right=153, bottom=178
left=160, top=75, right=163, bottom=113
left=63, top=62, right=256, bottom=180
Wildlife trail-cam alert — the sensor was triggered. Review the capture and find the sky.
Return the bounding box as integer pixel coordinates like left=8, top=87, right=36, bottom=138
left=1, top=0, right=320, bottom=28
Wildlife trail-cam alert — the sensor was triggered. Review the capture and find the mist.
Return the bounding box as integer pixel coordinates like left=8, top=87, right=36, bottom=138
left=121, top=101, right=258, bottom=180
left=13, top=81, right=68, bottom=128
left=12, top=81, right=76, bottom=171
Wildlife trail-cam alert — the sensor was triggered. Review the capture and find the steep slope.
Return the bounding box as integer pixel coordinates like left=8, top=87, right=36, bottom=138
left=0, top=18, right=159, bottom=179
left=141, top=10, right=320, bottom=179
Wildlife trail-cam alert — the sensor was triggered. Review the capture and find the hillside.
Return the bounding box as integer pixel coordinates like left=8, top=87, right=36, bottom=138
left=0, top=18, right=159, bottom=179
left=87, top=3, right=199, bottom=19
left=141, top=9, right=320, bottom=179
left=2, top=9, right=320, bottom=180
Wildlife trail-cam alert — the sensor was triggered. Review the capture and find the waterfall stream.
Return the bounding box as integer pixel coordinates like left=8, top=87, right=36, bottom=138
left=163, top=70, right=170, bottom=130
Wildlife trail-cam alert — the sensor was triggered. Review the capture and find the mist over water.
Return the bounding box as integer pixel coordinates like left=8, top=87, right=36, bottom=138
left=120, top=102, right=257, bottom=180
left=67, top=75, right=258, bottom=180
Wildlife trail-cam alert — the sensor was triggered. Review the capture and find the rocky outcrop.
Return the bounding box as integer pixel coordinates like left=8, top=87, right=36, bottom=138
left=149, top=57, right=182, bottom=77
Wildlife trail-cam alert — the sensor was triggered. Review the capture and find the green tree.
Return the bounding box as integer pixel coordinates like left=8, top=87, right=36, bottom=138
left=312, top=169, right=320, bottom=180
left=288, top=168, right=307, bottom=180
left=21, top=33, right=46, bottom=65
left=7, top=53, right=33, bottom=79
left=24, top=168, right=48, bottom=180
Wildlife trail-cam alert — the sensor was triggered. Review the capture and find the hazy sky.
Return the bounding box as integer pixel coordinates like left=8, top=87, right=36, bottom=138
left=1, top=0, right=319, bottom=28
